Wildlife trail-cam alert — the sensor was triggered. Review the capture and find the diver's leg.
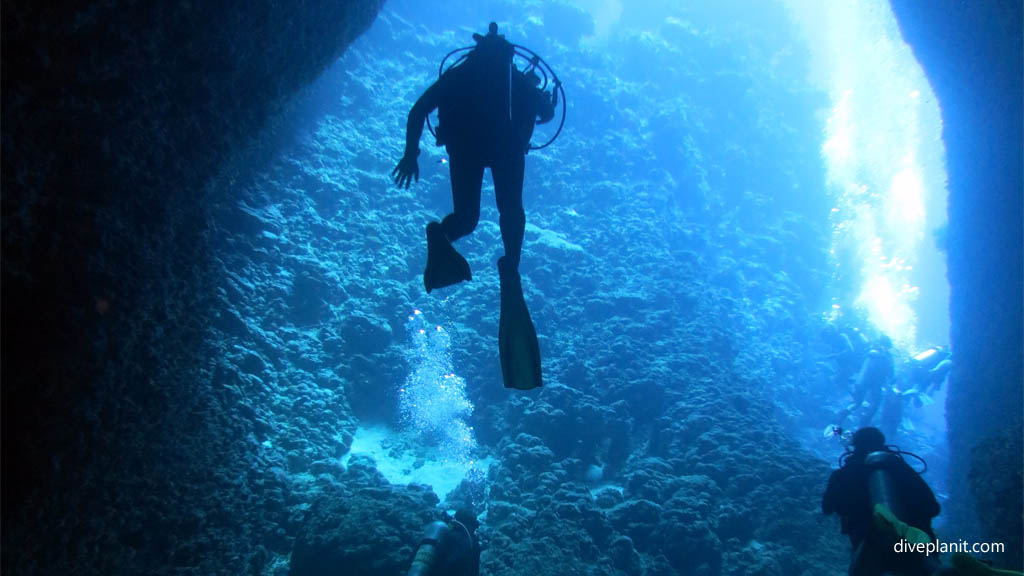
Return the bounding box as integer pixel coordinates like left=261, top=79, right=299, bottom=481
left=851, top=377, right=867, bottom=407
left=423, top=153, right=481, bottom=293
left=492, top=153, right=526, bottom=269
left=861, top=384, right=882, bottom=425
left=493, top=152, right=542, bottom=391
left=442, top=154, right=484, bottom=242
left=844, top=379, right=867, bottom=425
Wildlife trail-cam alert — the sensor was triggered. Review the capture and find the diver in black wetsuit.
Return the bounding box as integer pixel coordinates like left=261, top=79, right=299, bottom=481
left=821, top=428, right=1024, bottom=576
left=393, top=22, right=554, bottom=285
left=393, top=23, right=557, bottom=391
left=840, top=334, right=895, bottom=427
left=406, top=510, right=481, bottom=576
left=822, top=322, right=872, bottom=398
left=906, top=346, right=952, bottom=396
left=823, top=427, right=940, bottom=576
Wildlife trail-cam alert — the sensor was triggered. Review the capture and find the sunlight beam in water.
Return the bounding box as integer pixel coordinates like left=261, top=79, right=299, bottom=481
left=787, top=0, right=950, bottom=351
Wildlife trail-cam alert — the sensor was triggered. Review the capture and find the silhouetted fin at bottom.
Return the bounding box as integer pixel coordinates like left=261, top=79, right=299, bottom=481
left=497, top=256, right=542, bottom=390
left=424, top=221, right=471, bottom=294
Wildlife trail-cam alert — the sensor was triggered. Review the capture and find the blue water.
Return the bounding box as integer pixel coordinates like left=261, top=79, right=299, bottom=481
left=210, top=1, right=957, bottom=573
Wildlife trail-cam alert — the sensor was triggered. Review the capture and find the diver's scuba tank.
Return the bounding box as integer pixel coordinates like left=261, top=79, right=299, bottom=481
left=407, top=520, right=450, bottom=576
left=909, top=346, right=952, bottom=393
left=864, top=450, right=910, bottom=525
left=429, top=23, right=567, bottom=151
left=912, top=346, right=949, bottom=371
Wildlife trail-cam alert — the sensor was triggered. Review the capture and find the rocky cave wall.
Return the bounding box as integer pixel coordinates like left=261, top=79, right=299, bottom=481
left=203, top=4, right=851, bottom=575
left=2, top=1, right=383, bottom=573
left=890, top=0, right=1023, bottom=568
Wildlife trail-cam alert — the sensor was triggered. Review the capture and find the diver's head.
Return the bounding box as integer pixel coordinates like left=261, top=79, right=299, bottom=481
left=468, top=23, right=512, bottom=69
left=453, top=508, right=480, bottom=535
left=876, top=334, right=893, bottom=350
left=472, top=22, right=505, bottom=44
left=851, top=427, right=886, bottom=454
left=464, top=25, right=512, bottom=77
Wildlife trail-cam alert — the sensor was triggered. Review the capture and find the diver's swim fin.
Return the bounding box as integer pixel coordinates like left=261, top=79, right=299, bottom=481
left=497, top=257, right=542, bottom=390
left=873, top=503, right=931, bottom=546
left=424, top=221, right=471, bottom=294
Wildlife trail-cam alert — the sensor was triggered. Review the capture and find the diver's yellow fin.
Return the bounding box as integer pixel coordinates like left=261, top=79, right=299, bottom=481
left=873, top=503, right=932, bottom=545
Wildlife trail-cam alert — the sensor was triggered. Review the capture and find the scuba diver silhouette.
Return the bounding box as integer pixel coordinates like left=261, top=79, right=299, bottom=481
left=824, top=427, right=940, bottom=575
left=406, top=509, right=481, bottom=576
left=906, top=346, right=953, bottom=396
left=822, top=427, right=1024, bottom=575
left=837, top=334, right=895, bottom=428
left=393, top=22, right=565, bottom=391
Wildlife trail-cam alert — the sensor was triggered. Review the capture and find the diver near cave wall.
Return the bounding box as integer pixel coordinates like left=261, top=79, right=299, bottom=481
left=822, top=322, right=872, bottom=393
left=879, top=346, right=953, bottom=440
left=823, top=427, right=941, bottom=575
left=406, top=510, right=481, bottom=576
left=905, top=346, right=953, bottom=397
left=393, top=22, right=564, bottom=391
left=823, top=427, right=1023, bottom=576
left=837, top=334, right=896, bottom=428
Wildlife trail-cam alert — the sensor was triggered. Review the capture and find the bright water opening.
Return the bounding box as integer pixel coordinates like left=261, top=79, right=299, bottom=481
left=786, top=0, right=950, bottom=353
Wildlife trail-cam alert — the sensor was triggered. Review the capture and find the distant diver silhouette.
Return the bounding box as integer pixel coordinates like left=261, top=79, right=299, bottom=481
left=406, top=509, right=481, bottom=576
left=393, top=22, right=565, bottom=391
left=838, top=334, right=895, bottom=428
left=823, top=427, right=941, bottom=576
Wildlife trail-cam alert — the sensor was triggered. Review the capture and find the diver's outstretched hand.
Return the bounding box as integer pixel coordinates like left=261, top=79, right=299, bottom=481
left=392, top=155, right=419, bottom=189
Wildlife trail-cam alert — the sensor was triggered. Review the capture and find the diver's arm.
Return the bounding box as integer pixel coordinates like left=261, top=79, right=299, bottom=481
left=394, top=82, right=442, bottom=188
left=929, top=359, right=952, bottom=391
left=840, top=333, right=854, bottom=354
left=404, top=81, right=442, bottom=158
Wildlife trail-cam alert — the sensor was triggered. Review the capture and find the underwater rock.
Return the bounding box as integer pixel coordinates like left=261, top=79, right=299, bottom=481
left=657, top=495, right=722, bottom=574
left=889, top=0, right=1023, bottom=544
left=501, top=433, right=556, bottom=471
left=608, top=498, right=663, bottom=548
left=338, top=312, right=393, bottom=355
left=968, top=426, right=1023, bottom=569
left=2, top=1, right=385, bottom=574
left=608, top=535, right=642, bottom=574
left=593, top=486, right=625, bottom=509
left=289, top=455, right=438, bottom=576
left=720, top=539, right=784, bottom=576
left=289, top=269, right=333, bottom=326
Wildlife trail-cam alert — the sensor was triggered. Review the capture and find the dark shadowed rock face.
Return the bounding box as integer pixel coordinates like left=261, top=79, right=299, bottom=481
left=289, top=455, right=439, bottom=576
left=968, top=427, right=1024, bottom=569
left=2, top=2, right=382, bottom=573
left=890, top=1, right=1023, bottom=568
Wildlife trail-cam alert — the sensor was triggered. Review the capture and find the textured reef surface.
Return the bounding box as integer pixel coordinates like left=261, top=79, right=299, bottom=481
left=2, top=1, right=383, bottom=573
left=191, top=4, right=848, bottom=574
